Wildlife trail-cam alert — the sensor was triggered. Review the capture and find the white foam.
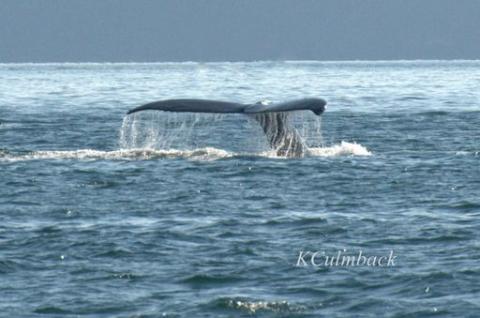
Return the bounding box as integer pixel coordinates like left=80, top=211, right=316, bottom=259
left=308, top=141, right=372, bottom=157
left=0, top=147, right=233, bottom=162
left=455, top=151, right=479, bottom=156
left=0, top=142, right=371, bottom=162
left=256, top=141, right=371, bottom=158
left=226, top=299, right=302, bottom=314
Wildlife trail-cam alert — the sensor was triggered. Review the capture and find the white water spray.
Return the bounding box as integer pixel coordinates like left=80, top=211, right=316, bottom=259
left=119, top=110, right=324, bottom=150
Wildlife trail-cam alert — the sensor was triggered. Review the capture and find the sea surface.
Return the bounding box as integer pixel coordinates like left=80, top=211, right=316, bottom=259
left=1, top=61, right=479, bottom=317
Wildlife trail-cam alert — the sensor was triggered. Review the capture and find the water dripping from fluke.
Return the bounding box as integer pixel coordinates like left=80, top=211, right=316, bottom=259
left=118, top=110, right=334, bottom=158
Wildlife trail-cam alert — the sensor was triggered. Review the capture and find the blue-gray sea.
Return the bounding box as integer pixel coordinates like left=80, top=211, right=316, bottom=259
left=1, top=61, right=479, bottom=317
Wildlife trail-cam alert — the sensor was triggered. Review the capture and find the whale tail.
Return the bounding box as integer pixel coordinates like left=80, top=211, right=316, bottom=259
left=250, top=112, right=307, bottom=157
left=126, top=98, right=326, bottom=157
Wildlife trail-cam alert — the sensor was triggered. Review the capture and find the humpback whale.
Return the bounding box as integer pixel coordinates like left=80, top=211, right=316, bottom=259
left=127, top=98, right=327, bottom=157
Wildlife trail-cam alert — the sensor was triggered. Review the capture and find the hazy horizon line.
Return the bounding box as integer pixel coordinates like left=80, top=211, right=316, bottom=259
left=1, top=59, right=479, bottom=66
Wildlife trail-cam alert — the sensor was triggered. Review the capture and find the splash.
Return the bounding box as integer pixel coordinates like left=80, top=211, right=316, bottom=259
left=291, top=111, right=324, bottom=148
left=247, top=111, right=323, bottom=157
left=0, top=142, right=370, bottom=162
left=119, top=110, right=324, bottom=155
left=119, top=112, right=227, bottom=150
left=113, top=108, right=368, bottom=158
left=0, top=112, right=371, bottom=162
left=0, top=147, right=233, bottom=162
left=221, top=298, right=306, bottom=314
left=228, top=300, right=291, bottom=313
left=309, top=141, right=372, bottom=157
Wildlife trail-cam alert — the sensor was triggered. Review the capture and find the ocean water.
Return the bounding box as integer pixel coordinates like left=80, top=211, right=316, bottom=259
left=0, top=61, right=479, bottom=317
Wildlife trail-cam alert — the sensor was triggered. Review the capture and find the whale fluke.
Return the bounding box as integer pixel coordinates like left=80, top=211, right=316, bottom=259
left=127, top=99, right=246, bottom=115
left=126, top=98, right=327, bottom=157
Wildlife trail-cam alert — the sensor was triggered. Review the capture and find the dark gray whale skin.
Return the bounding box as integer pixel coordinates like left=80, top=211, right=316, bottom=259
left=127, top=98, right=327, bottom=157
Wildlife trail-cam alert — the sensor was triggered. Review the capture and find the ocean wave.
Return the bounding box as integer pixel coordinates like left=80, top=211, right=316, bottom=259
left=181, top=273, right=243, bottom=285
left=0, top=142, right=371, bottom=162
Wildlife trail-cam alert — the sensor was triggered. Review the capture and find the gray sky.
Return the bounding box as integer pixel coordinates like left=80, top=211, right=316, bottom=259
left=1, top=0, right=479, bottom=62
